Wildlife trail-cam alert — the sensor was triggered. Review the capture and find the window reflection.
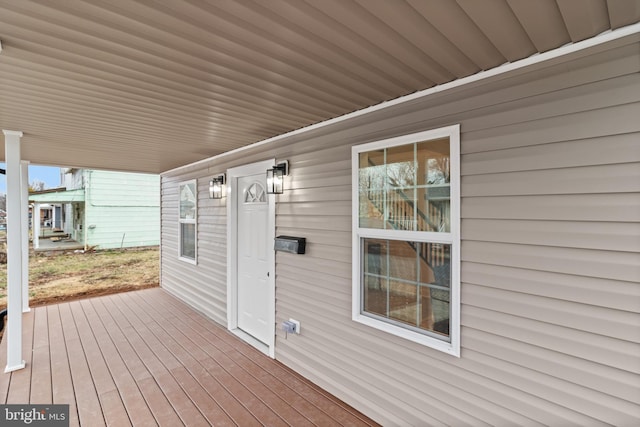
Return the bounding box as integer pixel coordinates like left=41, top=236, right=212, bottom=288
left=358, top=138, right=450, bottom=233
left=362, top=238, right=451, bottom=338
left=180, top=223, right=196, bottom=259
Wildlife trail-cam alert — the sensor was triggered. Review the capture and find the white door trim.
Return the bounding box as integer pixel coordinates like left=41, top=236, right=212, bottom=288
left=226, top=159, right=276, bottom=358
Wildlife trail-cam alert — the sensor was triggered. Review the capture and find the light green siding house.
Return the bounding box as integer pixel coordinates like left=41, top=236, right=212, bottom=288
left=31, top=169, right=160, bottom=250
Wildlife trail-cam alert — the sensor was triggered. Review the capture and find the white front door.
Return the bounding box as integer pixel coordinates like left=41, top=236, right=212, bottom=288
left=236, top=174, right=270, bottom=344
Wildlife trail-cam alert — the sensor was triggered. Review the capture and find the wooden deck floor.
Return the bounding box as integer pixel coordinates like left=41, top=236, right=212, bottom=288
left=0, top=288, right=378, bottom=426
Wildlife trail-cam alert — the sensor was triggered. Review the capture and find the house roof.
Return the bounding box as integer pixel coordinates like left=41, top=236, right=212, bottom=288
left=29, top=188, right=85, bottom=203
left=0, top=0, right=639, bottom=174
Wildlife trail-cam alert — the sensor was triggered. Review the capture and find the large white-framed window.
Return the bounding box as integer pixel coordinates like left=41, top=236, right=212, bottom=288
left=352, top=125, right=460, bottom=356
left=179, top=179, right=197, bottom=264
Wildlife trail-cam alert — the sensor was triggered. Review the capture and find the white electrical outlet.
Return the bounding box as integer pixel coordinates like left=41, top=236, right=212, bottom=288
left=289, top=318, right=301, bottom=334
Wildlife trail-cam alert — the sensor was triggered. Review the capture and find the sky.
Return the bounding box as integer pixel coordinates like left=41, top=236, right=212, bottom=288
left=0, top=163, right=61, bottom=194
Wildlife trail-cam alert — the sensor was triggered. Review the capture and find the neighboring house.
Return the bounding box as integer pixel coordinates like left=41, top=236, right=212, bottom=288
left=29, top=169, right=160, bottom=250
left=160, top=33, right=640, bottom=425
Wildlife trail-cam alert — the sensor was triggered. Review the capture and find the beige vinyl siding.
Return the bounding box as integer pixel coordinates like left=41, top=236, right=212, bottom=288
left=161, top=37, right=640, bottom=426
left=463, top=193, right=639, bottom=222
left=161, top=174, right=228, bottom=326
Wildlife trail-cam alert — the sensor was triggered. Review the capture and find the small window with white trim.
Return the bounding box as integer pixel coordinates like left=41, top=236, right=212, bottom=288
left=352, top=125, right=460, bottom=356
left=179, top=180, right=197, bottom=263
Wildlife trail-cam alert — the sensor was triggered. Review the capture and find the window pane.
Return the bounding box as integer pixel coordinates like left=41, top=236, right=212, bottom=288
left=386, top=144, right=417, bottom=231
left=363, top=238, right=388, bottom=318
left=359, top=139, right=451, bottom=232
left=180, top=183, right=197, bottom=219
left=417, top=138, right=450, bottom=232
left=362, top=238, right=451, bottom=338
left=364, top=275, right=387, bottom=318
left=180, top=223, right=196, bottom=259
left=386, top=187, right=416, bottom=231
left=359, top=189, right=385, bottom=229
left=430, top=287, right=450, bottom=337
left=363, top=239, right=387, bottom=277
left=387, top=144, right=415, bottom=187
left=359, top=150, right=385, bottom=188
left=359, top=150, right=385, bottom=229
left=388, top=239, right=416, bottom=282
left=416, top=189, right=450, bottom=232
left=417, top=138, right=450, bottom=186
left=388, top=280, right=418, bottom=327
left=424, top=243, right=451, bottom=337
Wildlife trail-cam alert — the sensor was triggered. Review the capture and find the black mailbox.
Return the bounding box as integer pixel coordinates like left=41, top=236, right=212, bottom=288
left=274, top=236, right=306, bottom=254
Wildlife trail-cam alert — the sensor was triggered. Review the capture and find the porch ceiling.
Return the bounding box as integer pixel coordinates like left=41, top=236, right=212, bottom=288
left=0, top=0, right=638, bottom=174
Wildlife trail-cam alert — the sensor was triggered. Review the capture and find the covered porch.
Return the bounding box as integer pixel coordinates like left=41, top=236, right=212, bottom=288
left=30, top=188, right=86, bottom=251
left=0, top=288, right=377, bottom=427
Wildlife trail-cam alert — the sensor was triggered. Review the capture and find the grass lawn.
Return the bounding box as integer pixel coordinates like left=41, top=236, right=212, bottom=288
left=0, top=248, right=159, bottom=311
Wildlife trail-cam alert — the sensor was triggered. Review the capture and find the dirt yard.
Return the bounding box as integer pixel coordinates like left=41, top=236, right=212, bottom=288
left=0, top=248, right=159, bottom=311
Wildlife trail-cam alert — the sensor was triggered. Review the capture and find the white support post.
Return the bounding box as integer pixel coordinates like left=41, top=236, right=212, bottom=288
left=33, top=203, right=40, bottom=250
left=21, top=161, right=30, bottom=313
left=3, top=130, right=25, bottom=373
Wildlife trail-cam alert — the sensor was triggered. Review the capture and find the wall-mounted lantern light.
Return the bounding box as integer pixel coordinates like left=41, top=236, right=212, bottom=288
left=209, top=174, right=226, bottom=199
left=266, top=160, right=289, bottom=194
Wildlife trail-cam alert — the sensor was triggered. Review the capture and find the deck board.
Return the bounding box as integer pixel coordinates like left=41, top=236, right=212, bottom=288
left=135, top=290, right=370, bottom=425
left=74, top=300, right=151, bottom=427
left=48, top=305, right=80, bottom=427
left=127, top=293, right=291, bottom=426
left=110, top=302, right=238, bottom=426
left=0, top=288, right=379, bottom=426
left=30, top=307, right=52, bottom=404
left=142, top=290, right=374, bottom=426
left=69, top=302, right=117, bottom=397
left=95, top=295, right=211, bottom=426
left=85, top=298, right=174, bottom=427
left=99, top=389, right=134, bottom=427
left=59, top=303, right=106, bottom=427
